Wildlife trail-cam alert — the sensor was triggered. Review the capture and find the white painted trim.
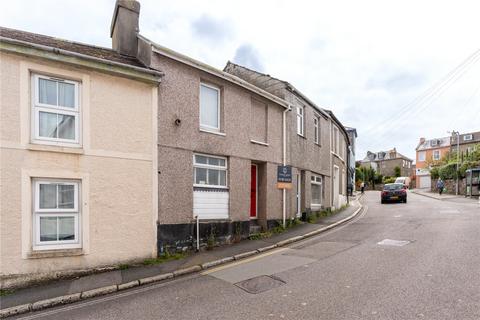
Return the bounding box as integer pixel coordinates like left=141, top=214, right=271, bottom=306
left=250, top=139, right=269, bottom=146
left=199, top=129, right=226, bottom=136
left=193, top=153, right=228, bottom=188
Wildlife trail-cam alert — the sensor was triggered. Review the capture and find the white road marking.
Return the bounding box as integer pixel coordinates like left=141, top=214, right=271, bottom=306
left=377, top=239, right=411, bottom=246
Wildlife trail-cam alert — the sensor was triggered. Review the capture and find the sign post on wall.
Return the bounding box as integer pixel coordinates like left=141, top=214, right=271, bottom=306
left=277, top=165, right=292, bottom=189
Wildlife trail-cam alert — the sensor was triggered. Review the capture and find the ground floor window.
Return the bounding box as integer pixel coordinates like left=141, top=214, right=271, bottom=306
left=33, top=179, right=81, bottom=250
left=311, top=174, right=323, bottom=207
left=193, top=154, right=229, bottom=219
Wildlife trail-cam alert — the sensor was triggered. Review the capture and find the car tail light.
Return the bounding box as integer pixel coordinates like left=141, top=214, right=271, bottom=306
left=400, top=189, right=406, bottom=194
left=381, top=191, right=388, bottom=196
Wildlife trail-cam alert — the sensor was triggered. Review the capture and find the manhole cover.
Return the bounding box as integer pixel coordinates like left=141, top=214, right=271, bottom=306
left=235, top=275, right=285, bottom=294
left=377, top=239, right=411, bottom=247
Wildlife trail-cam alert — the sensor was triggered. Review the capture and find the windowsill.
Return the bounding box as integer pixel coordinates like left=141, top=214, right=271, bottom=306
left=250, top=140, right=269, bottom=146
left=315, top=142, right=321, bottom=147
left=27, top=248, right=84, bottom=259
left=27, top=143, right=84, bottom=154
left=191, top=218, right=231, bottom=222
left=297, top=134, right=306, bottom=139
left=200, top=128, right=226, bottom=136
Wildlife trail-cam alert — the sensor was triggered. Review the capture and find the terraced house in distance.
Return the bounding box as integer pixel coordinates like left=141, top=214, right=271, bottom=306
left=109, top=0, right=292, bottom=251
left=224, top=62, right=350, bottom=213
left=0, top=26, right=162, bottom=288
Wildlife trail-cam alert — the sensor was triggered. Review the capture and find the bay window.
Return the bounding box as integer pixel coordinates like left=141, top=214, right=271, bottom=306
left=33, top=180, right=81, bottom=250
left=32, top=74, right=80, bottom=145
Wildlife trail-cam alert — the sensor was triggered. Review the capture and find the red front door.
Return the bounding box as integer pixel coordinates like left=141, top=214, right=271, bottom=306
left=250, top=165, right=257, bottom=218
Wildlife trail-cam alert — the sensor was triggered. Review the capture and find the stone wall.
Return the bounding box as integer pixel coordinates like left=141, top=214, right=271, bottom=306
left=430, top=178, right=466, bottom=195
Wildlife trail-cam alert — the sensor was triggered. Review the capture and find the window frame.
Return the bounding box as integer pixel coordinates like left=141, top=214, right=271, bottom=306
left=313, top=115, right=320, bottom=145
left=296, top=105, right=304, bottom=136
left=199, top=83, right=221, bottom=133
left=433, top=150, right=441, bottom=161
left=418, top=151, right=426, bottom=162
left=310, top=174, right=323, bottom=206
left=32, top=179, right=81, bottom=250
left=32, top=74, right=81, bottom=146
left=463, top=134, right=473, bottom=141
left=193, top=153, right=228, bottom=189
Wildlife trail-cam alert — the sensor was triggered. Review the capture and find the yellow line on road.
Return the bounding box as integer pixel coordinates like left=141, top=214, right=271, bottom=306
left=201, top=248, right=289, bottom=275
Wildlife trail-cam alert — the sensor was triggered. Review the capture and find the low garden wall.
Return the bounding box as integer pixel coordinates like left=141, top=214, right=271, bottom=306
left=430, top=178, right=466, bottom=195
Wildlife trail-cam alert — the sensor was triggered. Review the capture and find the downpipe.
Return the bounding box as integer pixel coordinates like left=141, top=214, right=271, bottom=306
left=282, top=105, right=292, bottom=228
left=195, top=215, right=200, bottom=251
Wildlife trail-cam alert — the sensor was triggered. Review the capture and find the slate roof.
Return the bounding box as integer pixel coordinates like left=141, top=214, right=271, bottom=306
left=362, top=149, right=413, bottom=162
left=416, top=137, right=450, bottom=151
left=0, top=26, right=144, bottom=68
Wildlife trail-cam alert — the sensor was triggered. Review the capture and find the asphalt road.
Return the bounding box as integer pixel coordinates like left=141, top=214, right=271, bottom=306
left=14, top=192, right=480, bottom=320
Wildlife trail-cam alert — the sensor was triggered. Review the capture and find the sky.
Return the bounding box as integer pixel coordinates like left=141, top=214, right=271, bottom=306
left=2, top=0, right=480, bottom=161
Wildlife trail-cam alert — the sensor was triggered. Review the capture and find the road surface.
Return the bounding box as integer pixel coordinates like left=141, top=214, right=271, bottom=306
left=13, top=192, right=480, bottom=320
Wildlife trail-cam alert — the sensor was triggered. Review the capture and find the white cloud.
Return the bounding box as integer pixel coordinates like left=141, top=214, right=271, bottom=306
left=3, top=0, right=480, bottom=160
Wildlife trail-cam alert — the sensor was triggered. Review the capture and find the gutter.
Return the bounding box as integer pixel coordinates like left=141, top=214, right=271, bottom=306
left=0, top=37, right=164, bottom=83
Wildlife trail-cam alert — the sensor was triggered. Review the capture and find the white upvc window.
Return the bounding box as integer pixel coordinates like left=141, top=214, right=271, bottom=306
left=313, top=116, right=319, bottom=144
left=200, top=83, right=220, bottom=132
left=418, top=151, right=426, bottom=162
left=332, top=126, right=340, bottom=154
left=33, top=180, right=81, bottom=250
left=296, top=105, right=304, bottom=136
left=311, top=175, right=322, bottom=206
left=463, top=134, right=473, bottom=141
left=32, top=74, right=80, bottom=146
left=433, top=150, right=441, bottom=161
left=193, top=154, right=227, bottom=188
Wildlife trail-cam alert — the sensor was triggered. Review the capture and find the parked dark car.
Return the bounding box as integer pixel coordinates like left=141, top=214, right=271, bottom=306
left=381, top=183, right=407, bottom=204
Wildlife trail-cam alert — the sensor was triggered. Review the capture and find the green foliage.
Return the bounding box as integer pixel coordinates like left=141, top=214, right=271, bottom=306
left=394, top=166, right=401, bottom=177
left=383, top=176, right=396, bottom=184
left=430, top=143, right=480, bottom=180
left=374, top=173, right=383, bottom=184
left=0, top=289, right=14, bottom=297
left=142, top=252, right=186, bottom=265
left=118, top=264, right=129, bottom=270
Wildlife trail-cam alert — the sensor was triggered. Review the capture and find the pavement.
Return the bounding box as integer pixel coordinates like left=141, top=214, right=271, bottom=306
left=0, top=195, right=362, bottom=317
left=412, top=188, right=480, bottom=204
left=10, top=191, right=480, bottom=320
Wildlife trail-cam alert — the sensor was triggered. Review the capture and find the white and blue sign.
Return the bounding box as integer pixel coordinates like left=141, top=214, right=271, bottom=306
left=277, top=165, right=292, bottom=183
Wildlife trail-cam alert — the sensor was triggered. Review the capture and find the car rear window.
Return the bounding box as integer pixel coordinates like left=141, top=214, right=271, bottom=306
left=384, top=184, right=403, bottom=191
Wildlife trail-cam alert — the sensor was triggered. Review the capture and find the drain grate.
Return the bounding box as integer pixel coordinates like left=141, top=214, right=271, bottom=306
left=377, top=239, right=411, bottom=247
left=235, top=275, right=286, bottom=294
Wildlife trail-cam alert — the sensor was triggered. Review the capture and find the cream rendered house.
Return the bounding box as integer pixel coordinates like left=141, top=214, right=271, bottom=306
left=0, top=27, right=162, bottom=288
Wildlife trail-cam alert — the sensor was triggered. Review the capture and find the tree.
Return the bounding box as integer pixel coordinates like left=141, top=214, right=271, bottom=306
left=394, top=166, right=401, bottom=177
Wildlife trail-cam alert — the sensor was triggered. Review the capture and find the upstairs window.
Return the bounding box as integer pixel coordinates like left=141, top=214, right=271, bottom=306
left=194, top=154, right=227, bottom=188
left=296, top=105, right=304, bottom=136
left=200, top=83, right=220, bottom=132
left=418, top=151, right=426, bottom=162
left=32, top=75, right=80, bottom=145
left=313, top=116, right=319, bottom=144
left=463, top=134, right=473, bottom=141
left=433, top=150, right=441, bottom=161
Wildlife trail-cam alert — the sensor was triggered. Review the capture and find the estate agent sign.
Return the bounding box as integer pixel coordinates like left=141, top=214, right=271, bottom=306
left=277, top=165, right=292, bottom=189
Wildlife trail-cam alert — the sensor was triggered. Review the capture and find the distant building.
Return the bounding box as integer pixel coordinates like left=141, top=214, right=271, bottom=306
left=450, top=131, right=480, bottom=160
left=415, top=137, right=450, bottom=189
left=360, top=148, right=413, bottom=178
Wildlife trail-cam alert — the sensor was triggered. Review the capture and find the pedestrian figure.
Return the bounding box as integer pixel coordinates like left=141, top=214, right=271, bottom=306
left=436, top=178, right=445, bottom=196
left=360, top=181, right=365, bottom=194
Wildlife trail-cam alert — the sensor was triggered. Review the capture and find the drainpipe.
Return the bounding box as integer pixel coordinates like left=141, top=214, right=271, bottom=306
left=282, top=105, right=292, bottom=228
left=195, top=215, right=200, bottom=251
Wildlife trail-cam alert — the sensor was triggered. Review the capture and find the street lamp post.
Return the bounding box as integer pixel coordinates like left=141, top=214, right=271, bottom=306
left=452, top=131, right=460, bottom=196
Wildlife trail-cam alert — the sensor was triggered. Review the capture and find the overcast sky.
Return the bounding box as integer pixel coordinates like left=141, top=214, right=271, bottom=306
left=3, top=0, right=480, bottom=160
